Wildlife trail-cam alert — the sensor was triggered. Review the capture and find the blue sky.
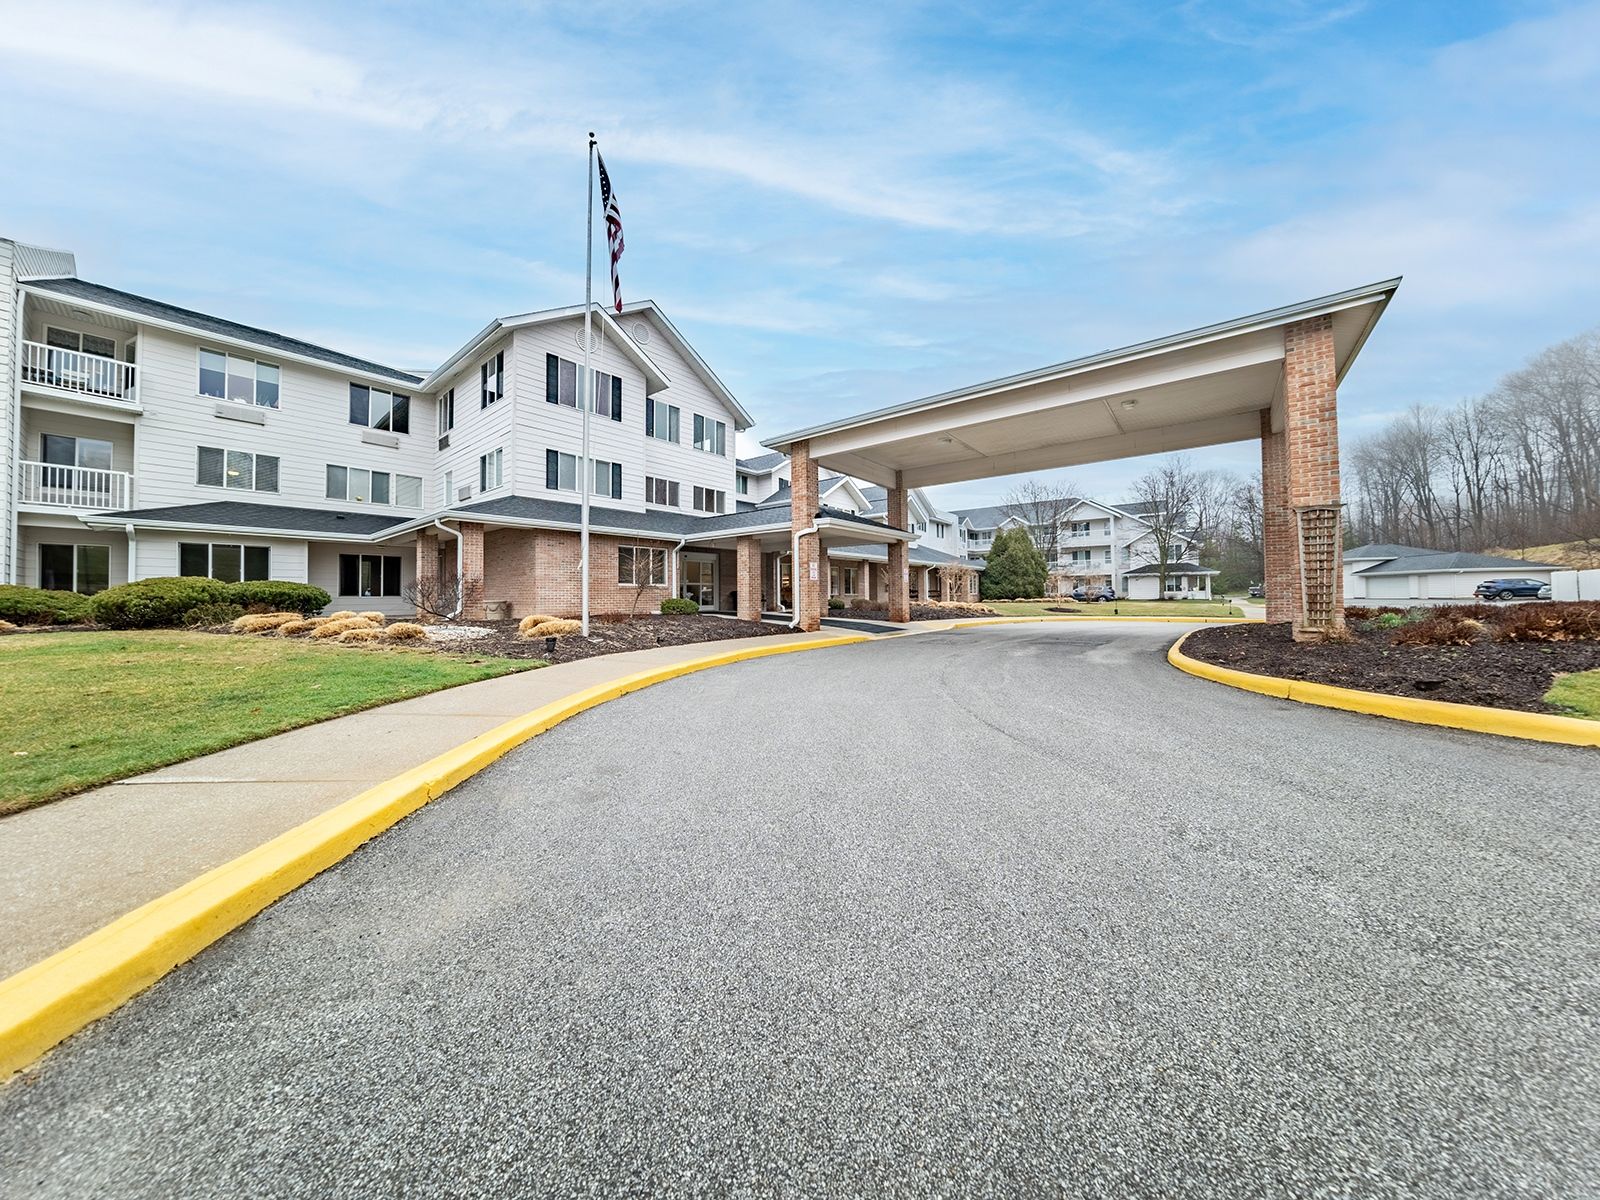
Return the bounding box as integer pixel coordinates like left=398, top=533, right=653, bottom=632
left=2, top=0, right=1597, bottom=510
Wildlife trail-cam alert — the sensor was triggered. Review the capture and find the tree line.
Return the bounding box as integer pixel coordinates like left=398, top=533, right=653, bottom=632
left=1347, top=326, right=1600, bottom=554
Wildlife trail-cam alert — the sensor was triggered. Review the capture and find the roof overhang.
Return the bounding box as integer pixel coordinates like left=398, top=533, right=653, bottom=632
left=762, top=279, right=1400, bottom=489
left=422, top=303, right=671, bottom=395
left=79, top=513, right=405, bottom=542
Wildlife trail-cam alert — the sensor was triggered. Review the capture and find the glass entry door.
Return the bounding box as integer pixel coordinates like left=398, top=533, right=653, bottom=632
left=683, top=555, right=718, bottom=609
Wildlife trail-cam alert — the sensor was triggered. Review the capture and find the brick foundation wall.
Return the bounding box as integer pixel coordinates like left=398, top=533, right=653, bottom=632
left=476, top=528, right=679, bottom=619
left=737, top=537, right=763, bottom=621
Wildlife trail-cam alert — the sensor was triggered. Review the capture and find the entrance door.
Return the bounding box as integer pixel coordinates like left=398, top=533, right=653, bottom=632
left=683, top=554, right=718, bottom=609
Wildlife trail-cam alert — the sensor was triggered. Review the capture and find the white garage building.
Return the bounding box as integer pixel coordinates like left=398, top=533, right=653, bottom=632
left=1344, top=544, right=1560, bottom=602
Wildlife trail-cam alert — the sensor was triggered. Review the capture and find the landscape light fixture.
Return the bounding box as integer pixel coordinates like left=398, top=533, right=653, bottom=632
left=544, top=636, right=556, bottom=654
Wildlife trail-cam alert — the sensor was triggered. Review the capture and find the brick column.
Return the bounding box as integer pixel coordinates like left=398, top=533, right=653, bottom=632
left=819, top=546, right=831, bottom=611
left=414, top=531, right=439, bottom=621
left=1260, top=409, right=1293, bottom=625
left=1282, top=315, right=1344, bottom=640
left=887, top=474, right=911, bottom=622
left=458, top=521, right=487, bottom=620
left=736, top=536, right=763, bottom=622
left=790, top=440, right=822, bottom=632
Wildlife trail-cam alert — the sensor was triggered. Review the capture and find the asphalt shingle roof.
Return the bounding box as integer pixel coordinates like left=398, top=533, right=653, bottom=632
left=1122, top=560, right=1217, bottom=576
left=26, top=277, right=422, bottom=385
left=1343, top=543, right=1437, bottom=561
left=96, top=500, right=411, bottom=536
left=736, top=452, right=787, bottom=473
left=1356, top=551, right=1558, bottom=576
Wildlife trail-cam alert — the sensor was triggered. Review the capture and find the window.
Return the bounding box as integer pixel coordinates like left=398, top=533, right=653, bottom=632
left=544, top=449, right=575, bottom=491
left=39, top=543, right=110, bottom=594
left=199, top=349, right=279, bottom=408
left=933, top=521, right=950, bottom=537
left=47, top=326, right=119, bottom=359
left=645, top=476, right=679, bottom=507
left=841, top=566, right=859, bottom=595
left=39, top=435, right=114, bottom=498
left=197, top=445, right=279, bottom=493
left=692, top=414, right=727, bottom=455
left=325, top=464, right=422, bottom=507
left=442, top=470, right=454, bottom=506
left=481, top=352, right=504, bottom=408
left=179, top=542, right=269, bottom=582
left=348, top=384, right=410, bottom=433
left=618, top=546, right=667, bottom=587
left=692, top=486, right=725, bottom=514
left=438, top=388, right=455, bottom=437
left=592, top=458, right=623, bottom=500
left=545, top=354, right=576, bottom=408
left=338, top=553, right=402, bottom=597
left=593, top=371, right=622, bottom=421
left=736, top=475, right=749, bottom=495
left=647, top=399, right=679, bottom=442
left=481, top=448, right=504, bottom=491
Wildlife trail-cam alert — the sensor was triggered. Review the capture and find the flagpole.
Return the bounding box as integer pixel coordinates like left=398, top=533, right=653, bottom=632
left=580, top=132, right=595, bottom=638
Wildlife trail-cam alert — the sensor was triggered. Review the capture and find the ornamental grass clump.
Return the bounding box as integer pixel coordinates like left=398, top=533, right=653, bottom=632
left=1495, top=601, right=1600, bottom=643
left=517, top=613, right=556, bottom=636
left=384, top=622, right=427, bottom=641
left=338, top=627, right=383, bottom=643
left=358, top=611, right=388, bottom=624
left=520, top=618, right=582, bottom=639
left=1393, top=614, right=1491, bottom=648
left=311, top=617, right=378, bottom=639
left=326, top=610, right=359, bottom=621
left=231, top=612, right=302, bottom=634
left=275, top=619, right=319, bottom=637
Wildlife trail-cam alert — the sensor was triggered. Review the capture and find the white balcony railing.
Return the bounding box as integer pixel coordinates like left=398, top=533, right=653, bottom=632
left=18, top=460, right=132, bottom=510
left=21, top=341, right=138, bottom=403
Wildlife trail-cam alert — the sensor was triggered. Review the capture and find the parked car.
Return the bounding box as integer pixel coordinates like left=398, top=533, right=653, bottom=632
left=1539, top=583, right=1552, bottom=600
left=1247, top=585, right=1264, bottom=598
left=1091, top=585, right=1116, bottom=602
left=1473, top=578, right=1549, bottom=600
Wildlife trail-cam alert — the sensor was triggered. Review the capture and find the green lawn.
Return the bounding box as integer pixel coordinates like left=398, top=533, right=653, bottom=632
left=0, top=631, right=531, bottom=815
left=1545, top=670, right=1600, bottom=720
left=985, top=599, right=1246, bottom=618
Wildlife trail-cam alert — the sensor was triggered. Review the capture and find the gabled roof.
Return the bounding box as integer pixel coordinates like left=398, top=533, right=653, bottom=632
left=24, top=277, right=421, bottom=386
left=81, top=500, right=410, bottom=538
left=1343, top=543, right=1437, bottom=561
left=737, top=452, right=787, bottom=473
left=755, top=475, right=849, bottom=509
left=620, top=300, right=755, bottom=429
left=422, top=302, right=670, bottom=395
left=1355, top=551, right=1559, bottom=576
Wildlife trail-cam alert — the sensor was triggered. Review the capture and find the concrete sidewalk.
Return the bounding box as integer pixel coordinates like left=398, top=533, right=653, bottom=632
left=0, top=628, right=861, bottom=978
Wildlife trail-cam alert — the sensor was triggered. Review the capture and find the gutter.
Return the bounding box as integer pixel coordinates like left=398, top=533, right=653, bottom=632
left=124, top=523, right=136, bottom=581
left=788, top=515, right=819, bottom=629
left=432, top=519, right=463, bottom=620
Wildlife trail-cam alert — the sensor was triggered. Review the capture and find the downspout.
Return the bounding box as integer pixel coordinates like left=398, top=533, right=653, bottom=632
left=787, top=517, right=819, bottom=629
left=124, top=523, right=137, bottom=582
left=432, top=518, right=463, bottom=620
left=670, top=533, right=688, bottom=604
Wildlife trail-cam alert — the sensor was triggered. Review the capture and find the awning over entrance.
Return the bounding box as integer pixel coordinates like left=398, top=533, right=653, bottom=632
left=763, top=280, right=1398, bottom=489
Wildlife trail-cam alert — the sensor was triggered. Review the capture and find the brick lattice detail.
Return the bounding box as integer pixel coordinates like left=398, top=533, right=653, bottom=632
left=790, top=440, right=822, bottom=632
left=736, top=536, right=763, bottom=622
left=886, top=475, right=910, bottom=623
left=1281, top=315, right=1345, bottom=638
left=1260, top=409, right=1294, bottom=623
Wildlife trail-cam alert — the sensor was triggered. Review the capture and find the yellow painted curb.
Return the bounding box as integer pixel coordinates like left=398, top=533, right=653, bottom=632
left=0, top=631, right=870, bottom=1081
left=947, top=614, right=1258, bottom=629
left=1168, top=630, right=1600, bottom=748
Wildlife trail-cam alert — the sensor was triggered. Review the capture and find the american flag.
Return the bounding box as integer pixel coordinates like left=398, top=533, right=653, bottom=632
left=597, top=152, right=624, bottom=314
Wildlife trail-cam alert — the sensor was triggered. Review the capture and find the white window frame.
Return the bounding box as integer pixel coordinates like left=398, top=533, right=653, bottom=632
left=38, top=542, right=111, bottom=594
left=178, top=541, right=271, bottom=583
left=545, top=450, right=576, bottom=493
left=692, top=414, right=727, bottom=455
left=198, top=347, right=280, bottom=408
left=325, top=463, right=422, bottom=507
left=198, top=445, right=279, bottom=493
left=648, top=399, right=680, bottom=442
left=618, top=545, right=667, bottom=587
left=645, top=476, right=680, bottom=507
left=481, top=447, right=505, bottom=492
left=438, top=387, right=455, bottom=435
left=692, top=486, right=725, bottom=514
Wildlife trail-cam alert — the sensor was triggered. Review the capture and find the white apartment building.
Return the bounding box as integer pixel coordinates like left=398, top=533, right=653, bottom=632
left=2, top=236, right=912, bottom=620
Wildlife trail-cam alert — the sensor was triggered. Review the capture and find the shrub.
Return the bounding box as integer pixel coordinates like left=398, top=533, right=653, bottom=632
left=1495, top=602, right=1600, bottom=643
left=357, top=611, right=388, bottom=625
left=980, top=528, right=1048, bottom=600
left=0, top=584, right=94, bottom=625
left=338, top=627, right=383, bottom=643
left=0, top=619, right=17, bottom=633
left=1394, top=615, right=1491, bottom=647
left=90, top=577, right=231, bottom=629
left=182, top=603, right=246, bottom=628
left=827, top=597, right=846, bottom=611
left=521, top=618, right=583, bottom=639
left=384, top=622, right=427, bottom=641
left=227, top=581, right=331, bottom=616
left=517, top=613, right=557, bottom=636
left=660, top=598, right=699, bottom=615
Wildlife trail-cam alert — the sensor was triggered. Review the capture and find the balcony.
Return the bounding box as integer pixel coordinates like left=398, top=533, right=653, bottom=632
left=21, top=341, right=138, bottom=406
left=18, top=461, right=133, bottom=511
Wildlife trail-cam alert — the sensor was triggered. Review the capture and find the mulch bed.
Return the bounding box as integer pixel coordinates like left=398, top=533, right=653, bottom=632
left=841, top=603, right=996, bottom=622
left=427, top=614, right=788, bottom=664
left=1183, top=621, right=1600, bottom=713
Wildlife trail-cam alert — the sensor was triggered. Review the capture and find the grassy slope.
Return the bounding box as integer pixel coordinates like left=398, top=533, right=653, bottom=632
left=986, top=599, right=1245, bottom=618
left=0, top=631, right=529, bottom=814
left=1545, top=670, right=1600, bottom=720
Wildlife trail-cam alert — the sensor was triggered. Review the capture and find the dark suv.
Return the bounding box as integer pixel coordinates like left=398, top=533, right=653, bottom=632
left=1473, top=578, right=1548, bottom=600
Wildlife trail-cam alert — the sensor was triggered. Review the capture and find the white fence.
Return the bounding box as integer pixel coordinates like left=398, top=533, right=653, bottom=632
left=17, top=460, right=133, bottom=510
left=1550, top=569, right=1600, bottom=600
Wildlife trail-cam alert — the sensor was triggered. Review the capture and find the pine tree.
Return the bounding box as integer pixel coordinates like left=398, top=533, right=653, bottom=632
left=979, top=527, right=1048, bottom=599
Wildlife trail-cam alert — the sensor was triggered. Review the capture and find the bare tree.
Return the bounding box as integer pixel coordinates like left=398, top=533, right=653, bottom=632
left=402, top=576, right=460, bottom=621
left=1000, top=479, right=1083, bottom=566
left=1129, top=456, right=1204, bottom=597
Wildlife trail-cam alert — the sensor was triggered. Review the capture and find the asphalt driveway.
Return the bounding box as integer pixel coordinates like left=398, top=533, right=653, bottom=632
left=2, top=623, right=1596, bottom=1198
